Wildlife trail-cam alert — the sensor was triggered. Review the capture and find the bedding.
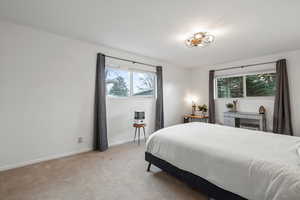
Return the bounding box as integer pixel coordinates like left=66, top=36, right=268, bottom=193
left=146, top=122, right=300, bottom=200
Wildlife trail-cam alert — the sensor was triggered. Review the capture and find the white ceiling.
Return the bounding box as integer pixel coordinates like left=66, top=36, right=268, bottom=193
left=1, top=0, right=300, bottom=68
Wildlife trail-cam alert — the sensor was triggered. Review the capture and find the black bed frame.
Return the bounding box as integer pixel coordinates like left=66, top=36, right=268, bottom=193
left=145, top=152, right=247, bottom=200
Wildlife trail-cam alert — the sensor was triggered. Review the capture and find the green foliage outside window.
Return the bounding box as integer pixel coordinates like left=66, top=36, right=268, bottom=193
left=216, top=73, right=276, bottom=98
left=217, top=76, right=243, bottom=98
left=246, top=73, right=276, bottom=96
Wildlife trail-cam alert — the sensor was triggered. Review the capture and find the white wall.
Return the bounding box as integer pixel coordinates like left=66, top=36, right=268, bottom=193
left=191, top=50, right=300, bottom=136
left=106, top=60, right=192, bottom=146
left=0, top=21, right=192, bottom=170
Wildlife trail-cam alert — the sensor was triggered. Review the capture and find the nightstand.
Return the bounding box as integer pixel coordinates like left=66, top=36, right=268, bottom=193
left=184, top=115, right=209, bottom=123
left=133, top=123, right=146, bottom=145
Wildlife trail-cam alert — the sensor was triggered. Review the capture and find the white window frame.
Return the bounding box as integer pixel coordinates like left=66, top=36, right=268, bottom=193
left=215, top=70, right=276, bottom=100
left=106, top=67, right=156, bottom=99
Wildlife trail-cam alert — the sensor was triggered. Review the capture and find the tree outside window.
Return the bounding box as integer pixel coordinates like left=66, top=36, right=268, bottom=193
left=105, top=68, right=130, bottom=97
left=105, top=68, right=155, bottom=98
left=246, top=73, right=276, bottom=97
left=217, top=76, right=243, bottom=98
left=216, top=72, right=276, bottom=98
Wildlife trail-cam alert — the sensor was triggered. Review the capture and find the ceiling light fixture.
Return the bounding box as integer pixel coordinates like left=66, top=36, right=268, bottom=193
left=185, top=32, right=215, bottom=48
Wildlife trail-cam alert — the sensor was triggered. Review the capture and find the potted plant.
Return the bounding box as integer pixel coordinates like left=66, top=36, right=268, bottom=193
left=198, top=104, right=208, bottom=116
left=226, top=103, right=234, bottom=112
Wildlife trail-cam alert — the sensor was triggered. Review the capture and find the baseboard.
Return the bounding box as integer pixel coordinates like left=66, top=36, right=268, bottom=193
left=0, top=148, right=93, bottom=172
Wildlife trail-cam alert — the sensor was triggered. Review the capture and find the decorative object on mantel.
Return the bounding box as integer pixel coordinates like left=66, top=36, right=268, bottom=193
left=191, top=102, right=197, bottom=116
left=226, top=103, right=234, bottom=112
left=259, top=106, right=266, bottom=114
left=198, top=104, right=208, bottom=117
left=233, top=100, right=238, bottom=112
left=226, top=100, right=238, bottom=112
left=185, top=32, right=215, bottom=48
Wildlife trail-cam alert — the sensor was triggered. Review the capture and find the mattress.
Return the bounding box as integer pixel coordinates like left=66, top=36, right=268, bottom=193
left=146, top=122, right=300, bottom=200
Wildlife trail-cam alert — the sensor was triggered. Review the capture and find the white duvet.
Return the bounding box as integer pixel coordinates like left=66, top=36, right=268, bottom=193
left=146, top=122, right=300, bottom=200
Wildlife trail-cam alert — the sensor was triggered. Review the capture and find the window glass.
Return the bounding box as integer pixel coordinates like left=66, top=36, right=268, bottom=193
left=217, top=76, right=244, bottom=98
left=132, top=71, right=155, bottom=96
left=246, top=73, right=276, bottom=97
left=105, top=68, right=130, bottom=97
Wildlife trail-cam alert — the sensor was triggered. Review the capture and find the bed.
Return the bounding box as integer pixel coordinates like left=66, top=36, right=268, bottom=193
left=145, top=122, right=300, bottom=200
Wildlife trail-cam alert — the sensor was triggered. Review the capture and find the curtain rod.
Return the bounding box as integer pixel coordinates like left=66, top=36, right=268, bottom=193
left=214, top=61, right=277, bottom=72
left=105, top=55, right=157, bottom=68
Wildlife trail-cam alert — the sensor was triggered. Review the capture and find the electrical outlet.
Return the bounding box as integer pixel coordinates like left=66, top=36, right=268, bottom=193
left=77, top=137, right=83, bottom=143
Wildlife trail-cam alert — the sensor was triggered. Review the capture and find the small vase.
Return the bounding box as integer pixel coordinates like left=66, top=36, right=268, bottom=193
left=233, top=100, right=238, bottom=112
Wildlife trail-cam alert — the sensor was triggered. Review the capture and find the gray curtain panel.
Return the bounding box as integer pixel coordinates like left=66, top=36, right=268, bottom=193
left=273, top=59, right=293, bottom=136
left=94, top=53, right=108, bottom=151
left=208, top=70, right=216, bottom=123
left=155, top=66, right=164, bottom=131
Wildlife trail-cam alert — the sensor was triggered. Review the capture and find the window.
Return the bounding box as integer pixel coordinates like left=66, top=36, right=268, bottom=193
left=106, top=68, right=130, bottom=97
left=132, top=71, right=155, bottom=96
left=105, top=67, right=155, bottom=98
left=216, top=72, right=276, bottom=98
left=217, top=76, right=243, bottom=98
left=246, top=73, right=276, bottom=97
